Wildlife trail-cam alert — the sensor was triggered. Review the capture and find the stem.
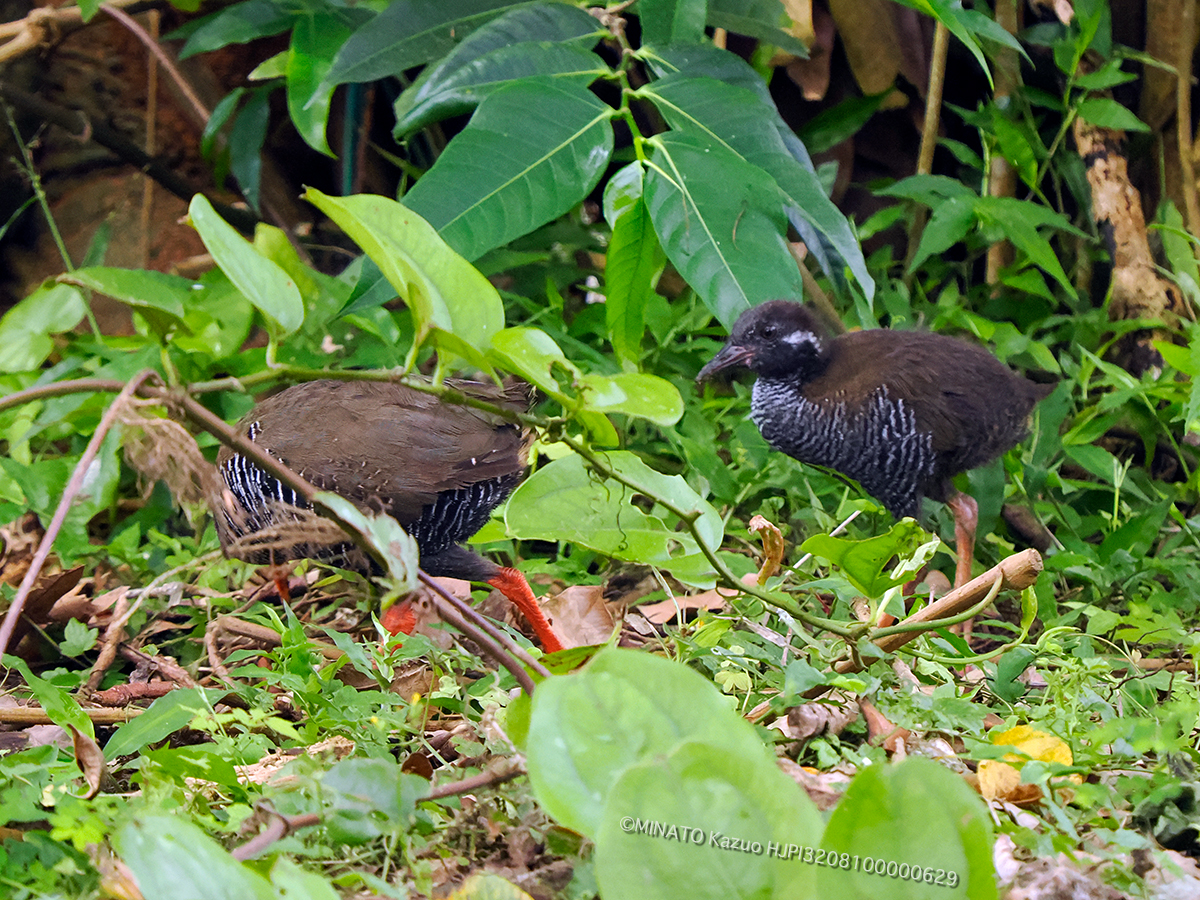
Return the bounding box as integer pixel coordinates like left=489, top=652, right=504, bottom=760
left=0, top=371, right=161, bottom=656
left=558, top=434, right=857, bottom=638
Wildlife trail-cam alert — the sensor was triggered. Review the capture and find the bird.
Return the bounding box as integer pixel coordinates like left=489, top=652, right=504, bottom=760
left=696, top=300, right=1052, bottom=590
left=213, top=379, right=563, bottom=653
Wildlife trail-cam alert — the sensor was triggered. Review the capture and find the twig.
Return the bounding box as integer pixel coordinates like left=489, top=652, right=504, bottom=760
left=832, top=548, right=1043, bottom=674
left=231, top=811, right=321, bottom=861
left=903, top=19, right=950, bottom=278
left=419, top=574, right=547, bottom=690
left=0, top=371, right=161, bottom=657
left=0, top=84, right=259, bottom=234
left=418, top=577, right=540, bottom=694
left=81, top=593, right=131, bottom=696
left=100, top=4, right=210, bottom=127
left=1177, top=0, right=1200, bottom=251
left=118, top=646, right=199, bottom=687
left=0, top=706, right=143, bottom=725
left=558, top=434, right=856, bottom=638
left=427, top=761, right=524, bottom=799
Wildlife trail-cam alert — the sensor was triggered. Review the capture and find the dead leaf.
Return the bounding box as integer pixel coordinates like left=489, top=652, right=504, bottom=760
left=777, top=758, right=852, bottom=810
left=637, top=572, right=759, bottom=625
left=540, top=584, right=616, bottom=647
left=69, top=724, right=106, bottom=799
left=859, top=697, right=910, bottom=753
left=770, top=692, right=858, bottom=742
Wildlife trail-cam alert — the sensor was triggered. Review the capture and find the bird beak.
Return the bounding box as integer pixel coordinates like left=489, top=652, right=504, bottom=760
left=696, top=342, right=754, bottom=383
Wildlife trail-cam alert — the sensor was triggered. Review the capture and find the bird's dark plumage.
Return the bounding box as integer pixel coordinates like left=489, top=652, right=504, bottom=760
left=214, top=379, right=564, bottom=652
left=697, top=300, right=1052, bottom=519
left=215, top=379, right=529, bottom=579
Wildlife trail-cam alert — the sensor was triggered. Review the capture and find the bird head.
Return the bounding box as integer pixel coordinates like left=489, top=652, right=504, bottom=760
left=696, top=300, right=827, bottom=382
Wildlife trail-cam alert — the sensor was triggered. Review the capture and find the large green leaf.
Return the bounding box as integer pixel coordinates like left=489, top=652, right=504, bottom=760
left=643, top=132, right=803, bottom=328
left=325, top=0, right=525, bottom=87
left=0, top=283, right=87, bottom=373
left=177, top=0, right=294, bottom=59
left=188, top=195, right=303, bottom=335
left=403, top=79, right=615, bottom=262
left=394, top=3, right=603, bottom=137
left=596, top=741, right=822, bottom=900
left=505, top=451, right=719, bottom=584
left=395, top=42, right=607, bottom=138
left=525, top=648, right=777, bottom=834
left=642, top=74, right=872, bottom=299
left=488, top=328, right=682, bottom=424
left=116, top=815, right=274, bottom=900
left=605, top=190, right=664, bottom=369
left=58, top=267, right=191, bottom=338
left=638, top=0, right=708, bottom=44
left=287, top=11, right=365, bottom=156
left=818, top=757, right=997, bottom=900
left=304, top=189, right=504, bottom=359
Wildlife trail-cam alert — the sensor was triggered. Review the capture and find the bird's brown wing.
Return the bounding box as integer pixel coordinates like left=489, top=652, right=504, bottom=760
left=813, top=330, right=1043, bottom=471
left=222, top=380, right=530, bottom=525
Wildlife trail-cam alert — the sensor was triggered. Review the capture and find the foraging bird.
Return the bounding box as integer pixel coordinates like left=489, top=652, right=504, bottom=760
left=215, top=379, right=562, bottom=652
left=697, top=300, right=1052, bottom=588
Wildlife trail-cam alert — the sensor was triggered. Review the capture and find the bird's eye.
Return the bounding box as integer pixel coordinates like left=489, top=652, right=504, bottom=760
left=761, top=324, right=777, bottom=338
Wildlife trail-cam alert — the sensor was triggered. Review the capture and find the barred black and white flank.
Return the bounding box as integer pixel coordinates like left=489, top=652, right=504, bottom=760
left=697, top=300, right=1052, bottom=519
left=215, top=379, right=529, bottom=582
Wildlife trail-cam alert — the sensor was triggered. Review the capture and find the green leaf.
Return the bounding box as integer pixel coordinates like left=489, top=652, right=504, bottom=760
left=116, top=815, right=275, bottom=900
left=799, top=91, right=890, bottom=154
left=706, top=0, right=809, bottom=57
left=3, top=655, right=94, bottom=738
left=643, top=132, right=803, bottom=328
left=304, top=189, right=504, bottom=359
left=396, top=42, right=606, bottom=139
left=818, top=757, right=997, bottom=900
left=641, top=74, right=872, bottom=300
left=188, top=194, right=304, bottom=334
left=229, top=87, right=270, bottom=212
left=394, top=3, right=603, bottom=136
left=105, top=688, right=229, bottom=758
left=322, top=758, right=429, bottom=844
left=526, top=648, right=779, bottom=835
left=287, top=11, right=362, bottom=156
left=605, top=194, right=663, bottom=369
left=267, top=858, right=340, bottom=900
left=312, top=492, right=420, bottom=598
left=974, top=196, right=1077, bottom=297
left=177, top=0, right=295, bottom=59
left=639, top=0, right=708, bottom=44
left=907, top=195, right=976, bottom=272
left=579, top=372, right=683, bottom=424
left=1076, top=97, right=1150, bottom=132
left=596, top=741, right=823, bottom=899
left=506, top=451, right=720, bottom=584
left=59, top=267, right=192, bottom=338
left=59, top=619, right=97, bottom=657
left=403, top=78, right=615, bottom=263
left=799, top=520, right=934, bottom=597
left=326, top=0, right=525, bottom=87
left=0, top=283, right=87, bottom=373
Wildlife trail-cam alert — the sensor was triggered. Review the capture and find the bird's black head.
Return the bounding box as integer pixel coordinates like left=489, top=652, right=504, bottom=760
left=696, top=300, right=828, bottom=383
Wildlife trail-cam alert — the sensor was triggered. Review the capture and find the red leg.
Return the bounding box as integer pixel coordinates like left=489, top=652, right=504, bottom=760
left=488, top=567, right=564, bottom=653
left=381, top=599, right=417, bottom=636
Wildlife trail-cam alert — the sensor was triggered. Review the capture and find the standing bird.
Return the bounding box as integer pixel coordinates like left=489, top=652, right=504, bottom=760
left=215, top=379, right=563, bottom=653
left=697, top=300, right=1052, bottom=588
